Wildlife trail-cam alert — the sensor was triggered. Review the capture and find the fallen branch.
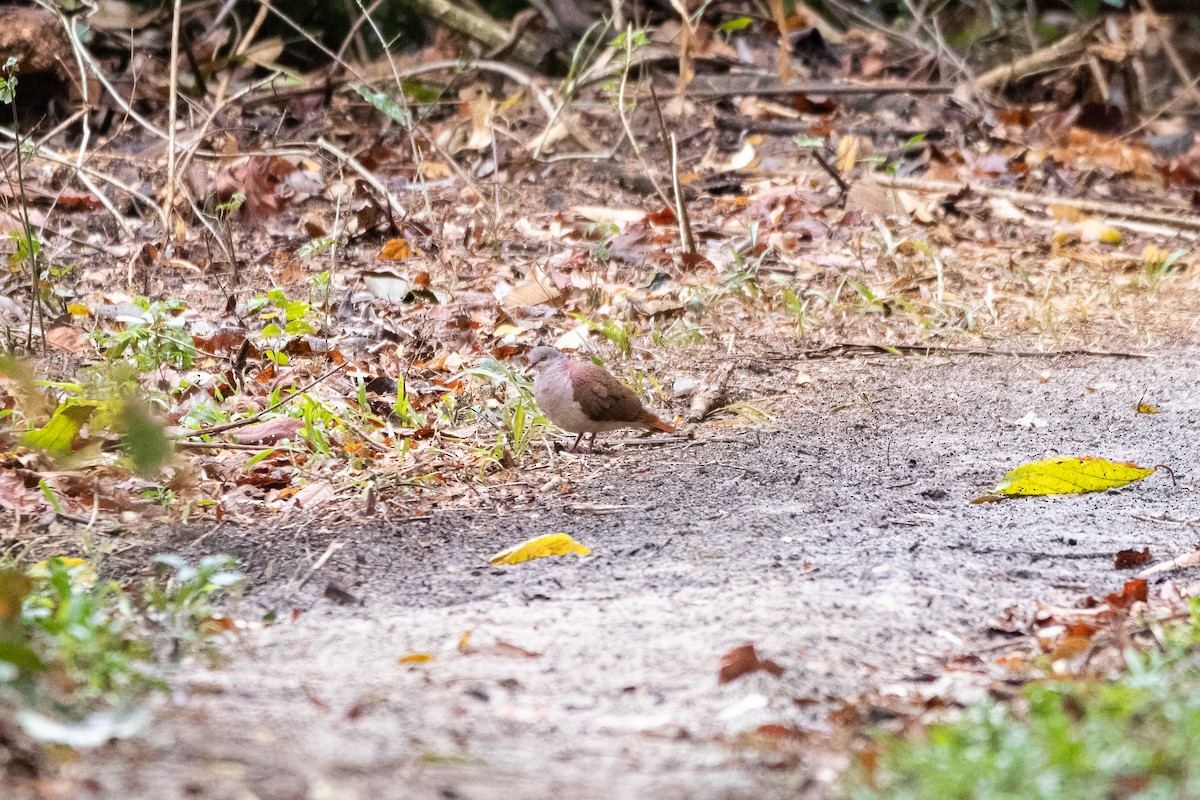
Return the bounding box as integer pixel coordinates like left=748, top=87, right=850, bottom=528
left=404, top=0, right=542, bottom=68
left=179, top=363, right=345, bottom=440
left=687, top=361, right=736, bottom=422
left=744, top=168, right=1200, bottom=238
left=975, top=20, right=1101, bottom=92
left=759, top=344, right=1151, bottom=360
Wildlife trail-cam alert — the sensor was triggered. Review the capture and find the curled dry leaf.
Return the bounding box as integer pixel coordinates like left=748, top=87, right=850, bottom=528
left=718, top=643, right=784, bottom=685
left=1114, top=548, right=1151, bottom=570
left=398, top=653, right=434, bottom=664
left=489, top=533, right=591, bottom=565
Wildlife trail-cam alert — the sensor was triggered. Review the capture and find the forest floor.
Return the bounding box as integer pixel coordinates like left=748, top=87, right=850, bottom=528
left=28, top=346, right=1196, bottom=800
left=4, top=6, right=1200, bottom=797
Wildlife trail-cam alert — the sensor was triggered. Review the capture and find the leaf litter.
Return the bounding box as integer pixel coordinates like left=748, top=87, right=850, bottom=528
left=2, top=1, right=1200, bottom=797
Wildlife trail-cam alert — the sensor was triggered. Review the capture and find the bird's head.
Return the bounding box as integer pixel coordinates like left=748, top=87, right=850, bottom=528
left=526, top=346, right=566, bottom=374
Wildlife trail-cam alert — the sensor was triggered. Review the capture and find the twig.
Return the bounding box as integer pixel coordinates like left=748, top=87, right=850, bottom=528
left=180, top=363, right=345, bottom=440
left=687, top=361, right=735, bottom=422
left=744, top=168, right=1200, bottom=237
left=615, top=35, right=674, bottom=212
left=684, top=80, right=955, bottom=99
left=614, top=434, right=691, bottom=447
left=404, top=0, right=542, bottom=68
left=1138, top=0, right=1200, bottom=110
left=669, top=133, right=695, bottom=255
left=760, top=343, right=1151, bottom=360
left=165, top=0, right=183, bottom=240
left=352, top=0, right=434, bottom=222
left=0, top=127, right=168, bottom=228
left=292, top=540, right=344, bottom=590
left=810, top=151, right=849, bottom=198
left=975, top=20, right=1101, bottom=93
left=315, top=137, right=405, bottom=229
left=645, top=82, right=694, bottom=255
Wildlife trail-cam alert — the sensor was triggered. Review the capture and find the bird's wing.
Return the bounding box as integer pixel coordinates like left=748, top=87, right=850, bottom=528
left=571, top=363, right=650, bottom=423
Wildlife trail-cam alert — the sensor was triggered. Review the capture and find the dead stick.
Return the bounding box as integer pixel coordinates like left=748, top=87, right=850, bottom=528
left=688, top=361, right=736, bottom=422
left=685, top=81, right=954, bottom=99
left=646, top=82, right=695, bottom=255
left=762, top=344, right=1150, bottom=360
left=810, top=151, right=849, bottom=198
left=744, top=169, right=1200, bottom=234
left=180, top=363, right=345, bottom=439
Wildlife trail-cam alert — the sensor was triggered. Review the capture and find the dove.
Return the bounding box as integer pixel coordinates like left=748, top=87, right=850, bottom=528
left=526, top=346, right=676, bottom=452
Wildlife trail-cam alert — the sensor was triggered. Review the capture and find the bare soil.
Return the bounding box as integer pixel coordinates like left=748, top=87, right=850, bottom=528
left=21, top=349, right=1200, bottom=800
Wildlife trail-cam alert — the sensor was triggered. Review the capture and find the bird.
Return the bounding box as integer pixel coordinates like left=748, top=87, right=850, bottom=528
left=525, top=346, right=676, bottom=453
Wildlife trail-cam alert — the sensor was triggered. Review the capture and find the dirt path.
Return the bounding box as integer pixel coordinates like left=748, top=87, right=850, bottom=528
left=69, top=352, right=1198, bottom=800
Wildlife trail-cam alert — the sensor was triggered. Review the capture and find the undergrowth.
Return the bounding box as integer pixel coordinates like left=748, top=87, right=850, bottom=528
left=845, top=599, right=1200, bottom=799
left=0, top=553, right=242, bottom=746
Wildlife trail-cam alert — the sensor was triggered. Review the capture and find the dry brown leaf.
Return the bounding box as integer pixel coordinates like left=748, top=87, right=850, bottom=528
left=718, top=643, right=784, bottom=684
left=232, top=417, right=303, bottom=445
left=44, top=325, right=92, bottom=354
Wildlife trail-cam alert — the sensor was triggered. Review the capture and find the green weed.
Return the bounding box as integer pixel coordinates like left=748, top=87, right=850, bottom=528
left=846, top=599, right=1200, bottom=800
left=0, top=554, right=242, bottom=742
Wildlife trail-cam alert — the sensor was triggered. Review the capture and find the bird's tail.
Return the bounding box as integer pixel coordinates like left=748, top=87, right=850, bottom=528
left=642, top=414, right=676, bottom=434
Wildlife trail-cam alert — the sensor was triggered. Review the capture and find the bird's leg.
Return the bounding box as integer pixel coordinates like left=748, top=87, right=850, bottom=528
left=570, top=433, right=584, bottom=453
left=588, top=432, right=598, bottom=453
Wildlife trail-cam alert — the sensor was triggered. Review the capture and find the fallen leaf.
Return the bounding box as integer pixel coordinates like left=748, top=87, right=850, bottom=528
left=501, top=275, right=560, bottom=309
left=232, top=417, right=303, bottom=445
left=378, top=238, right=412, bottom=260
left=981, top=456, right=1154, bottom=500
left=718, top=643, right=784, bottom=684
left=1049, top=635, right=1091, bottom=662
left=45, top=326, right=91, bottom=354
left=1114, top=548, right=1151, bottom=570
left=1105, top=578, right=1148, bottom=609
left=398, top=653, right=434, bottom=664
left=0, top=470, right=42, bottom=513
left=489, top=533, right=591, bottom=565
left=1138, top=549, right=1200, bottom=578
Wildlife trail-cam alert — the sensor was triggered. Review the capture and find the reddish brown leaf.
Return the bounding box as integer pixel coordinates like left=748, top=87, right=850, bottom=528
left=1114, top=548, right=1151, bottom=570
left=718, top=643, right=784, bottom=684
left=0, top=470, right=42, bottom=513
left=1106, top=579, right=1149, bottom=609
left=645, top=206, right=676, bottom=226
left=232, top=417, right=303, bottom=445
left=45, top=325, right=92, bottom=354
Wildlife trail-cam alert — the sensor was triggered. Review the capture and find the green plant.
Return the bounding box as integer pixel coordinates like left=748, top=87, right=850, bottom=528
left=90, top=297, right=197, bottom=372
left=649, top=317, right=704, bottom=347
left=573, top=313, right=635, bottom=356
left=248, top=288, right=319, bottom=366
left=845, top=599, right=1200, bottom=800
left=460, top=357, right=548, bottom=463
left=1141, top=246, right=1188, bottom=292
left=771, top=276, right=817, bottom=335
left=0, top=554, right=241, bottom=742
left=0, top=57, right=45, bottom=350
left=144, top=554, right=243, bottom=658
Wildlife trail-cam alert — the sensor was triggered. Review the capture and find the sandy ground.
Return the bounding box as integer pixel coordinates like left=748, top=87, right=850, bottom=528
left=29, top=350, right=1200, bottom=800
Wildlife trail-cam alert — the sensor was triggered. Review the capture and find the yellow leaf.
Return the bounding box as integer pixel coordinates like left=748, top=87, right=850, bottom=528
left=29, top=557, right=95, bottom=587
left=1078, top=218, right=1122, bottom=245
left=489, top=533, right=591, bottom=565
left=398, top=653, right=434, bottom=664
left=983, top=456, right=1154, bottom=499
left=378, top=238, right=412, bottom=260
left=66, top=303, right=89, bottom=317
left=1135, top=402, right=1159, bottom=414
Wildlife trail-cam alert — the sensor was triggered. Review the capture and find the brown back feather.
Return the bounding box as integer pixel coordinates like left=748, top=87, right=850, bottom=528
left=570, top=362, right=677, bottom=432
